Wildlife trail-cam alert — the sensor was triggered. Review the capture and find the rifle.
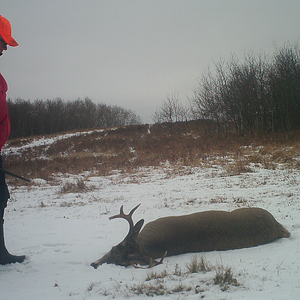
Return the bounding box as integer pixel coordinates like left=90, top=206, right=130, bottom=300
left=0, top=167, right=31, bottom=182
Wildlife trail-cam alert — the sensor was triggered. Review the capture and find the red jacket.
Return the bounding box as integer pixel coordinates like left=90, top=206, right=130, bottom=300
left=0, top=71, right=11, bottom=151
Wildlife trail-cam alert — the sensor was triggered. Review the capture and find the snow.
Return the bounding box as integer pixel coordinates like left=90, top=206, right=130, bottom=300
left=1, top=159, right=300, bottom=299
left=3, top=129, right=104, bottom=156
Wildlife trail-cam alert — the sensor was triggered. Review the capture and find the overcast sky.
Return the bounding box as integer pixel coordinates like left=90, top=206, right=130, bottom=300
left=1, top=1, right=300, bottom=122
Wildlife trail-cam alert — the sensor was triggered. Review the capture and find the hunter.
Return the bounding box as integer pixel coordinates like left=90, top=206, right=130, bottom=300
left=0, top=15, right=25, bottom=265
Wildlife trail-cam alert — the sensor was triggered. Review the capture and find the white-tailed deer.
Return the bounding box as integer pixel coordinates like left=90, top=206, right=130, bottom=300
left=91, top=204, right=290, bottom=268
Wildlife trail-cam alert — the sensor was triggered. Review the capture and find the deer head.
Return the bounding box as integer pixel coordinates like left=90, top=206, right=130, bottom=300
left=90, top=204, right=166, bottom=269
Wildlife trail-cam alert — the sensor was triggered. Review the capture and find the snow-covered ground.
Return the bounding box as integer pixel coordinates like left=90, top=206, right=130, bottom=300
left=4, top=129, right=105, bottom=156
left=1, top=161, right=299, bottom=299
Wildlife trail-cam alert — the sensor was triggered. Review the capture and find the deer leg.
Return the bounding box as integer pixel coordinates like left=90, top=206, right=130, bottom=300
left=129, top=251, right=167, bottom=268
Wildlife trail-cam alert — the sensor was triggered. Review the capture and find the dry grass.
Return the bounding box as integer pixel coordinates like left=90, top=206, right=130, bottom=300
left=214, top=265, right=240, bottom=291
left=125, top=255, right=240, bottom=297
left=59, top=178, right=89, bottom=194
left=145, top=270, right=169, bottom=281
left=186, top=255, right=212, bottom=274
left=3, top=121, right=300, bottom=184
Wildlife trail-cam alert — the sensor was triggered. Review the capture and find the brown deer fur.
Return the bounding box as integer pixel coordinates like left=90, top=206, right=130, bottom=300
left=91, top=205, right=290, bottom=268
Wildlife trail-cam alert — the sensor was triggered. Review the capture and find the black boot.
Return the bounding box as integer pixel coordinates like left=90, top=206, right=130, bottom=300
left=0, top=219, right=25, bottom=265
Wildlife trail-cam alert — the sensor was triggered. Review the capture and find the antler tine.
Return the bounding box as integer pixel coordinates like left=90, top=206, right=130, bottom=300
left=109, top=205, right=126, bottom=221
left=129, top=203, right=141, bottom=217
left=109, top=204, right=141, bottom=230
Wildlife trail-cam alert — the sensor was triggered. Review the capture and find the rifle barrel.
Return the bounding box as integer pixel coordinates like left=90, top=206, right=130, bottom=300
left=0, top=168, right=31, bottom=182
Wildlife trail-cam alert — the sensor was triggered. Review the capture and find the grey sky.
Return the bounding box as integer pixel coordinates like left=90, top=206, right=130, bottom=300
left=1, top=0, right=300, bottom=122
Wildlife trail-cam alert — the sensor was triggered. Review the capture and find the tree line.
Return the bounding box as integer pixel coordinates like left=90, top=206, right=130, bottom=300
left=8, top=97, right=142, bottom=138
left=153, top=42, right=300, bottom=134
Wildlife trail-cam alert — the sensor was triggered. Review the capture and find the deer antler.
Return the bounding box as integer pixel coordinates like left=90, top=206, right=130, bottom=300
left=109, top=204, right=141, bottom=237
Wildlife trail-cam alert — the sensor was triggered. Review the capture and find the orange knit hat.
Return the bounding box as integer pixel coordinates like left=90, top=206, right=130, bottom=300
left=0, top=15, right=18, bottom=47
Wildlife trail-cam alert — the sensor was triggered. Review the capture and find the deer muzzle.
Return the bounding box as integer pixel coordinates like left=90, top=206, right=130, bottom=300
left=90, top=252, right=112, bottom=269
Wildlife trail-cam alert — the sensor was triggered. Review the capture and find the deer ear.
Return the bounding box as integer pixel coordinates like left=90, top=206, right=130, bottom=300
left=134, top=219, right=144, bottom=232
left=131, top=219, right=144, bottom=240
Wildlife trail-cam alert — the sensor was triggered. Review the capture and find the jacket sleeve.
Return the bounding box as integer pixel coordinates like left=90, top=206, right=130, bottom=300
left=0, top=72, right=11, bottom=150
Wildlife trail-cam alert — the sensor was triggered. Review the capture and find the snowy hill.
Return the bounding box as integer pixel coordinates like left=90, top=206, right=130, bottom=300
left=1, top=124, right=299, bottom=299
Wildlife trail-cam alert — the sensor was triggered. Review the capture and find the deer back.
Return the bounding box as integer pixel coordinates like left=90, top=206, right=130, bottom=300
left=137, top=207, right=290, bottom=258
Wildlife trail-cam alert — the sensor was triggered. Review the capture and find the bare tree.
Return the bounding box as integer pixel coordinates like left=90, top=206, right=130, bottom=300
left=8, top=98, right=142, bottom=138
left=268, top=43, right=300, bottom=131
left=190, top=63, right=227, bottom=134
left=190, top=43, right=300, bottom=134
left=152, top=93, right=190, bottom=123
